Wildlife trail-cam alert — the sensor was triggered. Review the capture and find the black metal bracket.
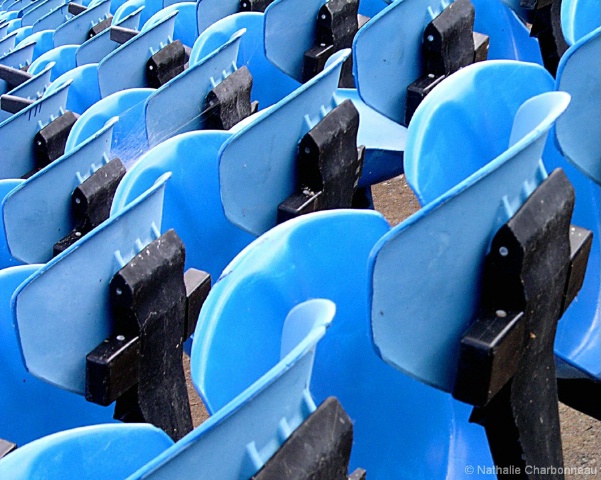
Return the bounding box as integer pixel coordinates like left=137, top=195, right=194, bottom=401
left=146, top=40, right=187, bottom=88
left=200, top=66, right=258, bottom=130
left=252, top=397, right=364, bottom=480
left=0, top=439, right=17, bottom=459
left=87, top=16, right=113, bottom=39
left=239, top=0, right=275, bottom=12
left=277, top=99, right=364, bottom=223
left=405, top=0, right=489, bottom=125
left=109, top=26, right=139, bottom=45
left=302, top=0, right=359, bottom=87
left=85, top=229, right=211, bottom=441
left=0, top=94, right=35, bottom=114
left=67, top=2, right=87, bottom=15
left=31, top=110, right=79, bottom=174
left=453, top=169, right=591, bottom=479
left=0, top=64, right=33, bottom=90
left=53, top=158, right=127, bottom=256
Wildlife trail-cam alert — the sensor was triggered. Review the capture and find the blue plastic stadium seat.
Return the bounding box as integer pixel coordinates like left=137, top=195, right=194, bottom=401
left=554, top=27, right=600, bottom=185
left=403, top=59, right=600, bottom=383
left=0, top=299, right=334, bottom=480
left=0, top=424, right=173, bottom=479
left=190, top=210, right=496, bottom=479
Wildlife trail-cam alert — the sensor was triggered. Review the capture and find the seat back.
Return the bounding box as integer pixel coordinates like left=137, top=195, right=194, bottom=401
left=370, top=61, right=570, bottom=391
left=0, top=81, right=69, bottom=179
left=555, top=27, right=600, bottom=184
left=12, top=174, right=168, bottom=394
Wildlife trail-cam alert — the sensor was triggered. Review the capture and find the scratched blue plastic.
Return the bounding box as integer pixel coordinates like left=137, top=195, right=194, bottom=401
left=0, top=424, right=173, bottom=479
left=192, top=210, right=495, bottom=479
left=371, top=62, right=570, bottom=391
left=561, top=0, right=600, bottom=45
left=554, top=28, right=600, bottom=184
left=145, top=31, right=241, bottom=146
left=129, top=299, right=333, bottom=479
left=0, top=264, right=115, bottom=446
left=111, top=130, right=255, bottom=279
left=0, top=81, right=69, bottom=179
left=13, top=174, right=168, bottom=394
left=65, top=30, right=242, bottom=165
left=1, top=120, right=115, bottom=266
left=220, top=49, right=348, bottom=236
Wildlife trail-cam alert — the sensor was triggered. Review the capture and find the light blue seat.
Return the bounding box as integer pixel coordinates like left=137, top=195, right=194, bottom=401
left=41, top=12, right=176, bottom=114
left=191, top=11, right=300, bottom=109
left=372, top=60, right=570, bottom=391
left=561, top=0, right=600, bottom=46
left=554, top=27, right=600, bottom=185
left=130, top=299, right=334, bottom=479
left=190, top=209, right=495, bottom=479
left=0, top=299, right=333, bottom=479
left=144, top=2, right=197, bottom=48
left=0, top=81, right=70, bottom=180
left=63, top=29, right=244, bottom=164
left=353, top=0, right=543, bottom=127
left=0, top=424, right=173, bottom=479
left=403, top=58, right=600, bottom=384
left=110, top=50, right=348, bottom=279
left=12, top=175, right=168, bottom=395
left=0, top=120, right=116, bottom=268
left=0, top=262, right=115, bottom=446
left=0, top=176, right=167, bottom=445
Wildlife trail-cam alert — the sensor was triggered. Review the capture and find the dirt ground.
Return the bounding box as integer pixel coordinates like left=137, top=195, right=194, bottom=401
left=184, top=174, right=600, bottom=478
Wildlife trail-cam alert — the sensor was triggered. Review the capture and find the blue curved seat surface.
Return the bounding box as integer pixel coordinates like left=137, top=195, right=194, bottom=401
left=192, top=210, right=495, bottom=479
left=0, top=424, right=173, bottom=479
